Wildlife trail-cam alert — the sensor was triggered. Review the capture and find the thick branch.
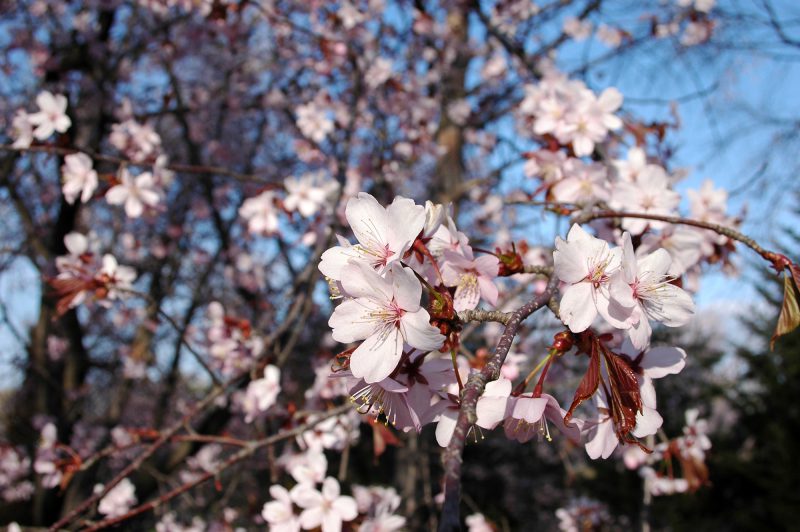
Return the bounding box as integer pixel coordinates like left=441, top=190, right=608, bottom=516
left=439, top=276, right=559, bottom=532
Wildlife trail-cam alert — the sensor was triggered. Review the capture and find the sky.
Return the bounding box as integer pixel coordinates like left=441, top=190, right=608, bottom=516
left=2, top=0, right=799, bottom=386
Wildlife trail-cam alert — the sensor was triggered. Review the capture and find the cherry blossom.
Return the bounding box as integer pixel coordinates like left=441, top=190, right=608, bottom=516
left=28, top=91, right=71, bottom=140
left=296, top=102, right=334, bottom=143
left=109, top=119, right=162, bottom=162
left=240, top=365, right=281, bottom=423
left=354, top=484, right=406, bottom=532
left=466, top=513, right=495, bottom=532
left=619, top=233, right=695, bottom=349
left=291, top=477, right=358, bottom=532
left=623, top=341, right=686, bottom=436
left=282, top=450, right=328, bottom=486
left=328, top=262, right=444, bottom=383
left=564, top=88, right=623, bottom=157
left=10, top=110, right=34, bottom=148
left=319, top=193, right=425, bottom=280
left=441, top=250, right=500, bottom=311
left=239, top=190, right=279, bottom=235
left=563, top=17, right=593, bottom=40
left=502, top=393, right=549, bottom=443
left=284, top=172, right=339, bottom=217
left=551, top=159, right=610, bottom=205
left=553, top=224, right=634, bottom=332
left=474, top=378, right=513, bottom=430
left=262, top=485, right=301, bottom=532
left=0, top=446, right=33, bottom=502
left=96, top=478, right=137, bottom=518
left=106, top=168, right=161, bottom=218
left=610, top=166, right=680, bottom=234
left=61, top=153, right=98, bottom=204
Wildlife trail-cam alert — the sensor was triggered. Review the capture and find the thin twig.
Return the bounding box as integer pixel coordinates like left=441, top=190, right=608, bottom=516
left=49, top=384, right=231, bottom=531
left=573, top=210, right=777, bottom=264
left=81, top=405, right=352, bottom=531
left=0, top=143, right=271, bottom=183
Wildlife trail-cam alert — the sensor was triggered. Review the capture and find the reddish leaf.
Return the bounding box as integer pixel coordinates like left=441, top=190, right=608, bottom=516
left=771, top=271, right=800, bottom=350
left=565, top=341, right=600, bottom=426
left=603, top=348, right=643, bottom=439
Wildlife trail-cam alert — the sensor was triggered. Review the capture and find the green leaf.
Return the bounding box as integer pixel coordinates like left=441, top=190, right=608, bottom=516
left=771, top=271, right=800, bottom=350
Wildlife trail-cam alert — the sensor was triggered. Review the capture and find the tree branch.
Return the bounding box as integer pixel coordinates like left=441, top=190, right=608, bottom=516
left=439, top=276, right=559, bottom=532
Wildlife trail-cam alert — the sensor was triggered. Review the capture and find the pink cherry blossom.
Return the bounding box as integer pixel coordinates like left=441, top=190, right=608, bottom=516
left=240, top=365, right=281, bottom=423
left=502, top=394, right=549, bottom=443
left=349, top=376, right=421, bottom=430
left=441, top=250, right=500, bottom=311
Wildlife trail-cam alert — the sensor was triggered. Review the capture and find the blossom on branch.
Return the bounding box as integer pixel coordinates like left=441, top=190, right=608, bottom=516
left=329, top=262, right=444, bottom=383
left=553, top=224, right=634, bottom=332
left=28, top=91, right=71, bottom=140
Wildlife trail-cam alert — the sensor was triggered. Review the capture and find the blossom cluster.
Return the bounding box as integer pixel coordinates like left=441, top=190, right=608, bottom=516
left=261, top=443, right=405, bottom=532
left=50, top=232, right=137, bottom=316
left=623, top=408, right=712, bottom=495
left=317, top=193, right=501, bottom=432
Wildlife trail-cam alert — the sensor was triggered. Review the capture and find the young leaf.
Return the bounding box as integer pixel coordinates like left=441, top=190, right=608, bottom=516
left=565, top=341, right=600, bottom=426
left=771, top=271, right=800, bottom=349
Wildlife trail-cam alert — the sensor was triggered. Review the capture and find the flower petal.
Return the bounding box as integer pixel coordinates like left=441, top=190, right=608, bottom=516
left=560, top=282, right=597, bottom=333
left=349, top=328, right=404, bottom=383
left=399, top=308, right=444, bottom=352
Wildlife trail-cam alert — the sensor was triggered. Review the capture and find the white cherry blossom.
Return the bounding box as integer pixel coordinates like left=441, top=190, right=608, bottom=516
left=28, top=91, right=71, bottom=140
left=319, top=193, right=425, bottom=280
left=619, top=233, right=695, bottom=349
left=61, top=153, right=98, bottom=204
left=96, top=478, right=137, bottom=518
left=553, top=224, right=634, bottom=332
left=284, top=172, right=339, bottom=217
left=239, top=190, right=279, bottom=235
left=329, top=262, right=444, bottom=383
left=106, top=168, right=161, bottom=218
left=296, top=102, right=334, bottom=143
left=291, top=477, right=358, bottom=532
left=262, top=485, right=301, bottom=532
